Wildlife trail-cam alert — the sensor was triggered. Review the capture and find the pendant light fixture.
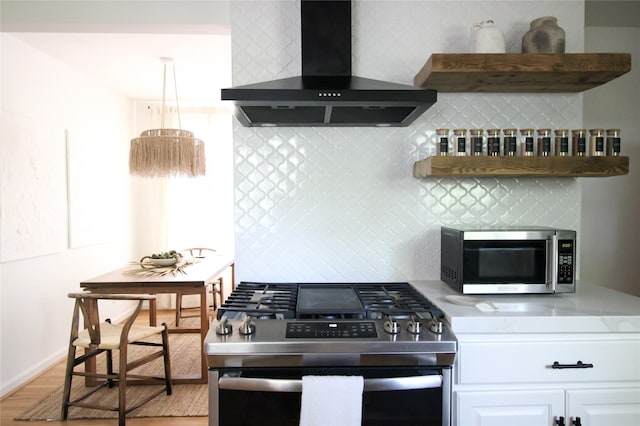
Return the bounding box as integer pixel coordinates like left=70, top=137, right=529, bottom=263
left=129, top=58, right=206, bottom=178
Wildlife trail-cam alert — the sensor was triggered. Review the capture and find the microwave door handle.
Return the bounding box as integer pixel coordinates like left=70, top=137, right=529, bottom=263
left=219, top=374, right=443, bottom=393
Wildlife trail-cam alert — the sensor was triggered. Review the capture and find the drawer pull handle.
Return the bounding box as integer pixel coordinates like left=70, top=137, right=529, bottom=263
left=551, top=360, right=594, bottom=369
left=572, top=417, right=582, bottom=426
left=555, top=416, right=565, bottom=426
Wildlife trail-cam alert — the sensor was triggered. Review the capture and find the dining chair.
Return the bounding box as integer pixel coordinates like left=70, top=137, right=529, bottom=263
left=61, top=293, right=172, bottom=426
left=175, top=247, right=225, bottom=325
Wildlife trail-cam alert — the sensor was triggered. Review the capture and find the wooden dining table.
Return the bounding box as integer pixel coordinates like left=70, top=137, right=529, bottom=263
left=80, top=254, right=235, bottom=384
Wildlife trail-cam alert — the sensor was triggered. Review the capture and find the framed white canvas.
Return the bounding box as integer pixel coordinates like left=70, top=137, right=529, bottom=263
left=0, top=111, right=68, bottom=262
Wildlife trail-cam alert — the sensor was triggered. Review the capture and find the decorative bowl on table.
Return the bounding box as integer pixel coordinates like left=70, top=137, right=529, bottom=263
left=139, top=251, right=182, bottom=268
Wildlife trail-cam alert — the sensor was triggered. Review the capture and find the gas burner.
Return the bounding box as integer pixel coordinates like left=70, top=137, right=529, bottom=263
left=379, top=312, right=414, bottom=320
left=256, top=296, right=278, bottom=306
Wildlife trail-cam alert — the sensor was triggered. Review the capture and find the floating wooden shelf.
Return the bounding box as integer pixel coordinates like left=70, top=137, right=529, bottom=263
left=413, top=156, right=630, bottom=178
left=414, top=53, right=631, bottom=92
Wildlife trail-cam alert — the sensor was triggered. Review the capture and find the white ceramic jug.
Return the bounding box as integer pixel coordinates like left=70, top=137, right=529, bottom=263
left=470, top=20, right=506, bottom=53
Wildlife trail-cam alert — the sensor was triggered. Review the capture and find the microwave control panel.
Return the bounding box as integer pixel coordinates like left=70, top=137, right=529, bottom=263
left=557, top=239, right=574, bottom=283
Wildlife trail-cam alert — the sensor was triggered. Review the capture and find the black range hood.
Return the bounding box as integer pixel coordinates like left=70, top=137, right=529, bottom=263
left=221, top=0, right=437, bottom=127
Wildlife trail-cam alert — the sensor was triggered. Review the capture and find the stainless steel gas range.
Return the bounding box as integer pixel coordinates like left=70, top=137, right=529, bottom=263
left=204, top=282, right=457, bottom=426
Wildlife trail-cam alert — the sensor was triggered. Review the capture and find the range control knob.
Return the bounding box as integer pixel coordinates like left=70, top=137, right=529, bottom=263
left=429, top=319, right=444, bottom=334
left=239, top=316, right=256, bottom=335
left=383, top=316, right=400, bottom=334
left=215, top=318, right=232, bottom=336
left=407, top=317, right=423, bottom=334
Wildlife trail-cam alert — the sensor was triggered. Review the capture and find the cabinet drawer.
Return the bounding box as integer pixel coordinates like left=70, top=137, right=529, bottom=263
left=458, top=339, right=640, bottom=384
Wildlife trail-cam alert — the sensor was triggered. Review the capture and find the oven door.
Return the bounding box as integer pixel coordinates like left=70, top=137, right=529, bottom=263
left=209, top=366, right=451, bottom=426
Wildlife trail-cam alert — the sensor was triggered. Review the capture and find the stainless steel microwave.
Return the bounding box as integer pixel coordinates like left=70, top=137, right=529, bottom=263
left=440, top=226, right=576, bottom=294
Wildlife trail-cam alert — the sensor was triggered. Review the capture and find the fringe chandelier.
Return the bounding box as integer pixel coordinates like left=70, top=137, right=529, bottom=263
left=129, top=58, right=206, bottom=178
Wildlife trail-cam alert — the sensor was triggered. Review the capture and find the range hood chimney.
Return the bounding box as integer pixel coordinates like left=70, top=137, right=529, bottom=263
left=221, top=0, right=437, bottom=127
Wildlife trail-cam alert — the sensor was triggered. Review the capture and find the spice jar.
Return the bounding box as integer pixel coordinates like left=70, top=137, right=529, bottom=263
left=487, top=128, right=501, bottom=156
left=503, top=128, right=517, bottom=156
left=554, top=129, right=569, bottom=156
left=572, top=129, right=587, bottom=156
left=470, top=129, right=484, bottom=156
left=436, top=128, right=449, bottom=156
left=453, top=128, right=467, bottom=156
left=537, top=128, right=552, bottom=156
left=520, top=128, right=535, bottom=156
left=589, top=128, right=605, bottom=156
left=606, top=129, right=621, bottom=156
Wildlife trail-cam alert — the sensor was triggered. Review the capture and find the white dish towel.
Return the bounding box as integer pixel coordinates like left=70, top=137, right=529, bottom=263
left=299, top=375, right=364, bottom=426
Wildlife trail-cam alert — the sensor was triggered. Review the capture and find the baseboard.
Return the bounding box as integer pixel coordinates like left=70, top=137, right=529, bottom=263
left=0, top=347, right=67, bottom=399
left=0, top=306, right=137, bottom=399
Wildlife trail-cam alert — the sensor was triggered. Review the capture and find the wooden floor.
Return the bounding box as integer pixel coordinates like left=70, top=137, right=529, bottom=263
left=0, top=310, right=208, bottom=426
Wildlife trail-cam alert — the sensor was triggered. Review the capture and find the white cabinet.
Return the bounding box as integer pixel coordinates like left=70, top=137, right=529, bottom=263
left=567, top=388, right=640, bottom=426
left=456, top=389, right=564, bottom=426
left=452, top=334, right=640, bottom=426
left=456, top=388, right=640, bottom=426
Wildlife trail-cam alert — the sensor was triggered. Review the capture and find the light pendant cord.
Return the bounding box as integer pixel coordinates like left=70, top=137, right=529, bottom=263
left=161, top=63, right=167, bottom=129
left=159, top=58, right=182, bottom=130
left=172, top=63, right=183, bottom=130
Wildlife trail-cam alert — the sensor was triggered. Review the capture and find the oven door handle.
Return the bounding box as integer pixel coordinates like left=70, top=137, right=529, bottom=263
left=219, top=374, right=443, bottom=393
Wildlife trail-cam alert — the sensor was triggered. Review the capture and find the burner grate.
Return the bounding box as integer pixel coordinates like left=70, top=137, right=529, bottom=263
left=354, top=283, right=440, bottom=317
left=217, top=282, right=298, bottom=319
left=217, top=282, right=442, bottom=320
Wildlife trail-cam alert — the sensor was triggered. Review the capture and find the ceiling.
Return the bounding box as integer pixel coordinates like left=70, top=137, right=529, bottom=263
left=9, top=32, right=232, bottom=103
left=2, top=0, right=232, bottom=104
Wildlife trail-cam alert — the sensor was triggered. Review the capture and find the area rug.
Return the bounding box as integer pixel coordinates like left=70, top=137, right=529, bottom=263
left=15, top=321, right=208, bottom=421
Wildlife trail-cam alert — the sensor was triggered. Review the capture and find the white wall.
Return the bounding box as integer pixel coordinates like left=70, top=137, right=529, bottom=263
left=0, top=34, right=134, bottom=397
left=582, top=26, right=640, bottom=296
left=230, top=1, right=586, bottom=283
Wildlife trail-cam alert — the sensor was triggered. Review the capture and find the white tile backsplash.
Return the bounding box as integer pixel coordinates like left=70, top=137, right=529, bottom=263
left=231, top=0, right=584, bottom=283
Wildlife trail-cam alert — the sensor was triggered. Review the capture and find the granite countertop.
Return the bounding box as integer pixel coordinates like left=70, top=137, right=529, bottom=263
left=410, top=280, right=640, bottom=334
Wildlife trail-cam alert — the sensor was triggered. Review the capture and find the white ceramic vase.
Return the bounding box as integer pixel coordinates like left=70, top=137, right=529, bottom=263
left=470, top=20, right=506, bottom=53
